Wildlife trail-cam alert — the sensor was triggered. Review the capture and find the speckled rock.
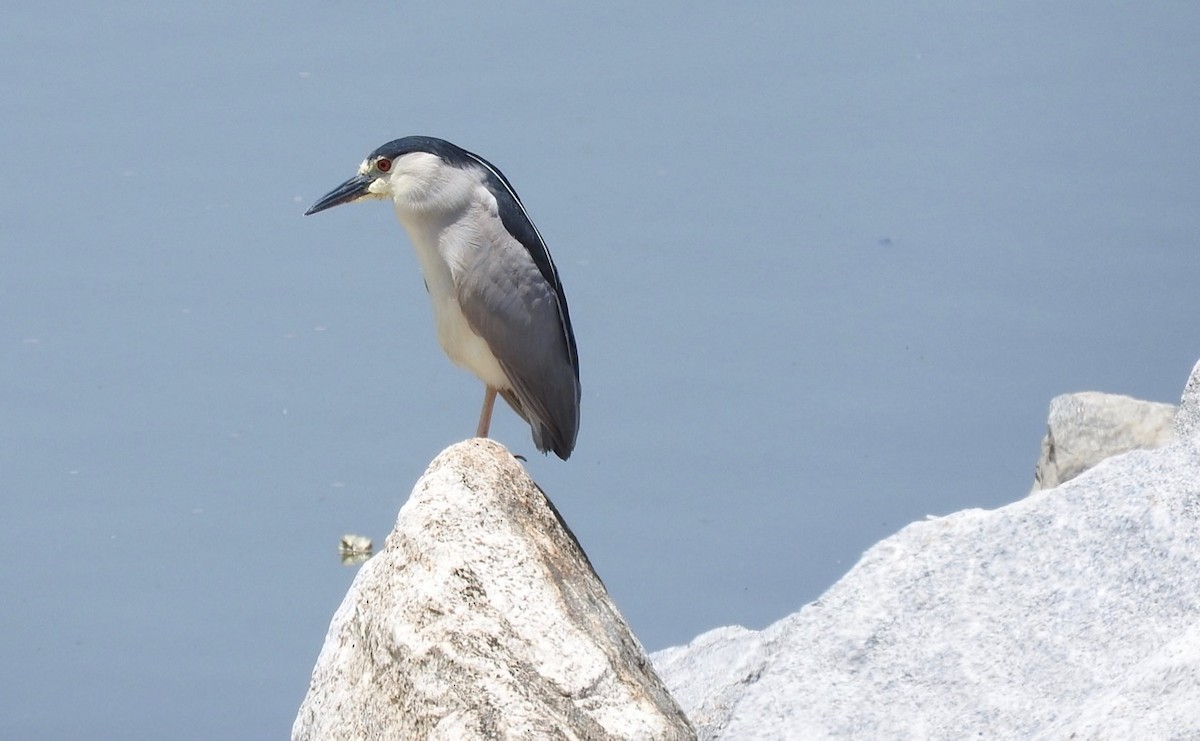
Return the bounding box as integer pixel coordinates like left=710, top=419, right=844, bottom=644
left=294, top=439, right=694, bottom=741
left=1032, top=391, right=1175, bottom=490
left=654, top=359, right=1200, bottom=739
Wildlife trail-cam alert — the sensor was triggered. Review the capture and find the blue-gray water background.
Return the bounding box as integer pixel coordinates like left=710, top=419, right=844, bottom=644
left=3, top=2, right=1198, bottom=736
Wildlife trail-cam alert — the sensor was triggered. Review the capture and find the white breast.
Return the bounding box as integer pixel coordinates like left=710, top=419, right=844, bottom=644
left=394, top=200, right=511, bottom=391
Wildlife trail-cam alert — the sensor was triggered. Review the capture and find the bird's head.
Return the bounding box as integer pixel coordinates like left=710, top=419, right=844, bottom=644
left=304, top=136, right=486, bottom=217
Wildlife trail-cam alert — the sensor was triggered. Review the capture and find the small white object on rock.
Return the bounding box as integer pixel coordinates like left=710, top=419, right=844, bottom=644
left=294, top=439, right=694, bottom=740
left=653, top=357, right=1200, bottom=739
left=1032, top=391, right=1175, bottom=490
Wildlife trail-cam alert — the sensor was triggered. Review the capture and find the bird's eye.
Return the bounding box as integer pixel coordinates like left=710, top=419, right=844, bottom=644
left=376, top=157, right=392, bottom=173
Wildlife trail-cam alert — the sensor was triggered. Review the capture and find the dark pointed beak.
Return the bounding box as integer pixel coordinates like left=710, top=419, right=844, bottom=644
left=304, top=173, right=375, bottom=216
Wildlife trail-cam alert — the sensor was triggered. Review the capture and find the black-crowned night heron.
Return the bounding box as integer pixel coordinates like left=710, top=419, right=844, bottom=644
left=305, top=136, right=580, bottom=460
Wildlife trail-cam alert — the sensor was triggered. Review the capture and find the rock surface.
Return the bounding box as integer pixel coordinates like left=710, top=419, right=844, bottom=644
left=293, top=439, right=694, bottom=740
left=1032, top=391, right=1176, bottom=490
left=654, top=359, right=1200, bottom=739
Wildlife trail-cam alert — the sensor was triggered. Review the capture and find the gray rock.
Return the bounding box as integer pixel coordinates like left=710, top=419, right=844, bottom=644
left=654, top=358, right=1200, bottom=739
left=294, top=439, right=694, bottom=741
left=1032, top=391, right=1175, bottom=490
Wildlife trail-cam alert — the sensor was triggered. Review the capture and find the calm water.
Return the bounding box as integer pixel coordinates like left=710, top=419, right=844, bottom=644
left=3, top=2, right=1198, bottom=736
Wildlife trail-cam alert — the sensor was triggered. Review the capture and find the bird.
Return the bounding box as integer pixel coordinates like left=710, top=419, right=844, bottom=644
left=304, top=136, right=580, bottom=460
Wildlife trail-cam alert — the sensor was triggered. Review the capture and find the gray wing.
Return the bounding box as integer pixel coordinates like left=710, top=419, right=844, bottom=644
left=456, top=216, right=580, bottom=459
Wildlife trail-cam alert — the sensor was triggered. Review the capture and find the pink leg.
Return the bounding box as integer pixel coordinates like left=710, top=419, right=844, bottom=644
left=476, top=386, right=498, bottom=438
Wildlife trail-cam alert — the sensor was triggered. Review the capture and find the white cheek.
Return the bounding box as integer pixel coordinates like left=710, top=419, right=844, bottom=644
left=368, top=179, right=390, bottom=197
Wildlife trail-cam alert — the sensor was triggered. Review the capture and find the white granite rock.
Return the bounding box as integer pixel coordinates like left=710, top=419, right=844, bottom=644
left=1032, top=391, right=1176, bottom=490
left=1176, top=359, right=1200, bottom=440
left=654, top=359, right=1200, bottom=739
left=294, top=439, right=694, bottom=741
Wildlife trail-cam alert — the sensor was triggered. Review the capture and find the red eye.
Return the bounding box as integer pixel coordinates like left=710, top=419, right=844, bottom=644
left=376, top=157, right=392, bottom=173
